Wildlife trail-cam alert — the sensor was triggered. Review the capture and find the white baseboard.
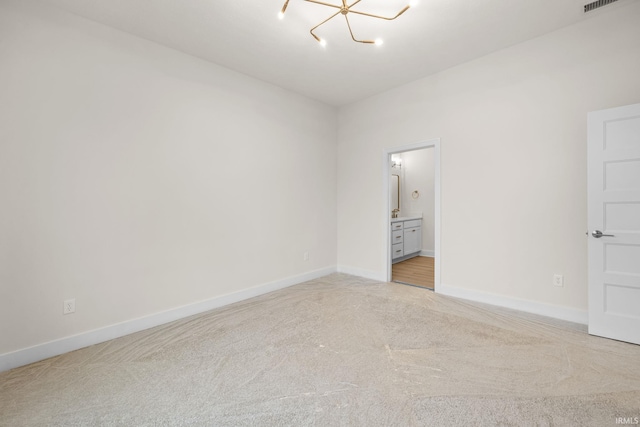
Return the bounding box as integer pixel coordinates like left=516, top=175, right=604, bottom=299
left=437, top=283, right=588, bottom=325
left=337, top=265, right=386, bottom=282
left=0, top=266, right=337, bottom=373
left=420, top=250, right=435, bottom=257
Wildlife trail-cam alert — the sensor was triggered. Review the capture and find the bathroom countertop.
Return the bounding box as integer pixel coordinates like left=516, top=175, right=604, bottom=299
left=390, top=215, right=422, bottom=223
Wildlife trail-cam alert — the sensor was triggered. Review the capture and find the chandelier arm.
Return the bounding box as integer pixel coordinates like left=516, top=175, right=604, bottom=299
left=280, top=0, right=290, bottom=15
left=344, top=14, right=374, bottom=44
left=348, top=5, right=410, bottom=21
left=304, top=0, right=342, bottom=10
left=310, top=10, right=342, bottom=42
left=347, top=0, right=363, bottom=8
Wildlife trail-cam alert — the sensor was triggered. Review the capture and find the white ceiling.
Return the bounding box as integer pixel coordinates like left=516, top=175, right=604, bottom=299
left=41, top=0, right=628, bottom=106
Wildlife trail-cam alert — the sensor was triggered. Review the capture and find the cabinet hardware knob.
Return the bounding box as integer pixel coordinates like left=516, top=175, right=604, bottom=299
left=395, top=250, right=401, bottom=253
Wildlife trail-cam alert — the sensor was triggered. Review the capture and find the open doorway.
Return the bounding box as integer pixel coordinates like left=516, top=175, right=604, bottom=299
left=383, top=140, right=440, bottom=290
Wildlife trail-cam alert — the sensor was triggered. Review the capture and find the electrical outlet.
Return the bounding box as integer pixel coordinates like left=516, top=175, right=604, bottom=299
left=63, top=299, right=76, bottom=315
left=303, top=251, right=309, bottom=261
left=553, top=274, right=564, bottom=287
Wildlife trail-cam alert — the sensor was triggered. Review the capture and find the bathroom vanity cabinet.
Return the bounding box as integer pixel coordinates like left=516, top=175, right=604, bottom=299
left=391, top=217, right=422, bottom=263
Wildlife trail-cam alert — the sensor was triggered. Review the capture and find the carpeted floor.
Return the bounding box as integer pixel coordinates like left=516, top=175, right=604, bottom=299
left=1, top=273, right=639, bottom=426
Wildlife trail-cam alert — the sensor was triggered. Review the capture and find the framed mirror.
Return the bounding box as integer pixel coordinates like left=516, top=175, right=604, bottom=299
left=391, top=174, right=400, bottom=213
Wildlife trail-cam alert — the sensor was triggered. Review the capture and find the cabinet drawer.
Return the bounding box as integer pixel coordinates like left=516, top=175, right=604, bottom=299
left=391, top=222, right=404, bottom=231
left=403, top=219, right=422, bottom=228
left=392, top=243, right=404, bottom=259
left=392, top=230, right=403, bottom=243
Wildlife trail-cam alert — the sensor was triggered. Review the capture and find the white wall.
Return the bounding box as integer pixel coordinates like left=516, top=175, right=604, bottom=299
left=399, top=149, right=435, bottom=254
left=337, top=2, right=640, bottom=315
left=0, top=1, right=337, bottom=358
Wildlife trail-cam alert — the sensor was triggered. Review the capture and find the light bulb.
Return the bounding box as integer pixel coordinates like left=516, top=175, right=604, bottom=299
left=278, top=11, right=285, bottom=19
left=409, top=0, right=419, bottom=7
left=319, top=38, right=327, bottom=47
left=375, top=38, right=384, bottom=46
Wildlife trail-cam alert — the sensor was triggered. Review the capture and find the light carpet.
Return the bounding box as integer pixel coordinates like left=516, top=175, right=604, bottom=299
left=1, top=273, right=639, bottom=426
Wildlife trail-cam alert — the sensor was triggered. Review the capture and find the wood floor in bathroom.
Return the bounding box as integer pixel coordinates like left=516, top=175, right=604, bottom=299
left=392, top=256, right=434, bottom=289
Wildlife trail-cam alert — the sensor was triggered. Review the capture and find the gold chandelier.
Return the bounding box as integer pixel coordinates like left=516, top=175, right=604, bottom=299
left=279, top=0, right=416, bottom=46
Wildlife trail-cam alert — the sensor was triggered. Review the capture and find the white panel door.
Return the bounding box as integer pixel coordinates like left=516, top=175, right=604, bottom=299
left=588, top=102, right=640, bottom=345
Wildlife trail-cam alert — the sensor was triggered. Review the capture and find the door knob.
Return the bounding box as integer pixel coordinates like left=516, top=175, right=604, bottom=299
left=592, top=230, right=615, bottom=238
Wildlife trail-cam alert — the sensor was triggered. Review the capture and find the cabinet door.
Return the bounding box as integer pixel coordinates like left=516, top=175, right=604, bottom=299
left=403, top=227, right=421, bottom=255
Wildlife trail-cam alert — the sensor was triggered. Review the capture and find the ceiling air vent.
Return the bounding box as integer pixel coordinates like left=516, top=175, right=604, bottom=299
left=584, top=0, right=619, bottom=13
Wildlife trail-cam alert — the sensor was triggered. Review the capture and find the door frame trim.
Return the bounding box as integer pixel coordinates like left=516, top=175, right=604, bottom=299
left=383, top=139, right=441, bottom=289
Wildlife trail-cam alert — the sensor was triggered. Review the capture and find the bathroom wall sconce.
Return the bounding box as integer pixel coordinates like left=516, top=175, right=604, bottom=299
left=391, top=155, right=402, bottom=169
